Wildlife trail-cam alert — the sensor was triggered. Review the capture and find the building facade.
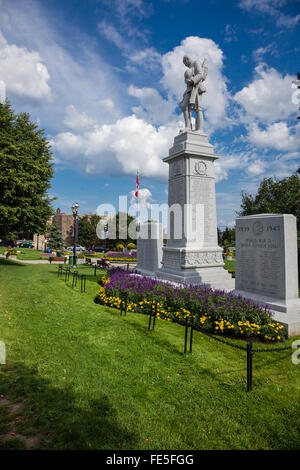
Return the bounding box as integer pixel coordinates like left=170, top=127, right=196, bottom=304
left=33, top=208, right=110, bottom=250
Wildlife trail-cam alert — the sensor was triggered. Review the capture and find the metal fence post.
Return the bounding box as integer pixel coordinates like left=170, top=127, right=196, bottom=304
left=148, top=307, right=152, bottom=330
left=152, top=301, right=157, bottom=330
left=247, top=341, right=253, bottom=392
left=184, top=318, right=189, bottom=354
left=189, top=317, right=194, bottom=354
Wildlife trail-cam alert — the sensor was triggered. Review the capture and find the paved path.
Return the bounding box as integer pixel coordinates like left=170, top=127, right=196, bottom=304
left=0, top=254, right=56, bottom=264
left=0, top=254, right=136, bottom=268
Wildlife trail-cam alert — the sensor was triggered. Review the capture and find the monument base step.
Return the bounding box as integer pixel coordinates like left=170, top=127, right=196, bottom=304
left=233, top=289, right=300, bottom=336
left=137, top=268, right=156, bottom=277
left=271, top=311, right=300, bottom=336
left=156, top=267, right=235, bottom=291
left=233, top=289, right=300, bottom=314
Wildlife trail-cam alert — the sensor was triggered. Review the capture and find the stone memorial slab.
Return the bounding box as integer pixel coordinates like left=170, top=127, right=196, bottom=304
left=136, top=222, right=163, bottom=277
left=234, top=214, right=300, bottom=335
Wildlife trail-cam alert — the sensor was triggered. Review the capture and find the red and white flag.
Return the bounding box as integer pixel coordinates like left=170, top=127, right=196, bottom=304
left=135, top=172, right=139, bottom=198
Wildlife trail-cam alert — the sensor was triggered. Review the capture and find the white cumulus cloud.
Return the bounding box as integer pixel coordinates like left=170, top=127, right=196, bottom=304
left=51, top=114, right=175, bottom=180
left=234, top=63, right=296, bottom=123
left=0, top=31, right=51, bottom=100
left=63, top=105, right=97, bottom=132
left=247, top=121, right=300, bottom=151
left=128, top=85, right=177, bottom=125
left=246, top=159, right=267, bottom=176
left=129, top=187, right=152, bottom=207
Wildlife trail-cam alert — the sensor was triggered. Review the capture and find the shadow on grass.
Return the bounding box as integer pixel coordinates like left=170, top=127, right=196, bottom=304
left=48, top=267, right=105, bottom=287
left=0, top=258, right=26, bottom=267
left=0, top=361, right=136, bottom=450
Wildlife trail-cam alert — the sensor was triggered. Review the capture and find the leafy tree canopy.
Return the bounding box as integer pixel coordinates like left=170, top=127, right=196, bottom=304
left=105, top=212, right=137, bottom=250
left=239, top=170, right=300, bottom=267
left=47, top=219, right=64, bottom=250
left=0, top=100, right=54, bottom=242
left=239, top=170, right=300, bottom=222
left=221, top=227, right=236, bottom=246
left=77, top=214, right=101, bottom=250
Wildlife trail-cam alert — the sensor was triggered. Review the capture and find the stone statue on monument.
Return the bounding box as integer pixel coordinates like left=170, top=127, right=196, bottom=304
left=180, top=54, right=208, bottom=133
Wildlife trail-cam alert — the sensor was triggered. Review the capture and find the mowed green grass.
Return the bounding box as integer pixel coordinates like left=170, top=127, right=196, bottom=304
left=16, top=248, right=44, bottom=260
left=0, top=259, right=299, bottom=450
left=0, top=247, right=44, bottom=260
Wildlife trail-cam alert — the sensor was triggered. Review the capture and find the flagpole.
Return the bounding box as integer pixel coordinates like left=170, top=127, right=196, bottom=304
left=136, top=170, right=140, bottom=233
left=137, top=170, right=139, bottom=226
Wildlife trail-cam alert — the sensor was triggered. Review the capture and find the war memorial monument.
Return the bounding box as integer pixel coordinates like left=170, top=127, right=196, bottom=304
left=137, top=53, right=300, bottom=335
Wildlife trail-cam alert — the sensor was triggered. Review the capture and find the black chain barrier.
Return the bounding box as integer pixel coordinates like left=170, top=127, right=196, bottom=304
left=58, top=265, right=86, bottom=293
left=183, top=317, right=293, bottom=392
left=104, top=287, right=294, bottom=392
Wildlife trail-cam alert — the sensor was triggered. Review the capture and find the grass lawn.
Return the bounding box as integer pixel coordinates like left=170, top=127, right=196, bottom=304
left=224, top=259, right=235, bottom=272
left=0, top=247, right=44, bottom=261
left=16, top=248, right=44, bottom=261
left=0, top=259, right=299, bottom=450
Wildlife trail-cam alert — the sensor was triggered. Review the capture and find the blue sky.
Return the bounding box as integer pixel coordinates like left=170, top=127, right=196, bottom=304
left=0, top=0, right=299, bottom=229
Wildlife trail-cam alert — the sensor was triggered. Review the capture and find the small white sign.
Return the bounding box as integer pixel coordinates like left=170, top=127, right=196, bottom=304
left=0, top=341, right=6, bottom=364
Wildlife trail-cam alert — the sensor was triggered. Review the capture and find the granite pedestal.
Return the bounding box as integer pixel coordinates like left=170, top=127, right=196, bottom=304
left=156, top=131, right=234, bottom=291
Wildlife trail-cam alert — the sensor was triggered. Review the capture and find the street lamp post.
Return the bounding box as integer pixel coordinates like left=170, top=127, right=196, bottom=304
left=71, top=202, right=79, bottom=268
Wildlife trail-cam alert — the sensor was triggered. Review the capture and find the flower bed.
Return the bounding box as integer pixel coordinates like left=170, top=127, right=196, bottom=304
left=95, top=268, right=287, bottom=343
left=103, top=256, right=137, bottom=262
left=5, top=249, right=19, bottom=257
left=82, top=251, right=137, bottom=261
left=105, top=251, right=136, bottom=259
left=83, top=251, right=99, bottom=257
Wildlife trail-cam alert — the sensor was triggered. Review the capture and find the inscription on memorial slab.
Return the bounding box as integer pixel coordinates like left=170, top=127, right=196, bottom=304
left=190, top=176, right=216, bottom=246
left=235, top=214, right=298, bottom=301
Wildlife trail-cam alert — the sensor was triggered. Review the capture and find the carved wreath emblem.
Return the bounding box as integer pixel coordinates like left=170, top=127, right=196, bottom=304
left=194, top=161, right=207, bottom=175
left=252, top=221, right=264, bottom=236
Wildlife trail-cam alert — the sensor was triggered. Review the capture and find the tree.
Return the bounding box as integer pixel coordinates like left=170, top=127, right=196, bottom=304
left=47, top=219, right=64, bottom=250
left=239, top=170, right=300, bottom=220
left=221, top=227, right=235, bottom=246
left=239, top=170, right=300, bottom=273
left=105, top=212, right=138, bottom=250
left=217, top=227, right=222, bottom=245
left=0, top=100, right=54, bottom=242
left=77, top=214, right=101, bottom=249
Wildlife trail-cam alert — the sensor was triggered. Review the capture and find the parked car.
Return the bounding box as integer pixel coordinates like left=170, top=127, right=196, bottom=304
left=66, top=245, right=86, bottom=252
left=92, top=246, right=106, bottom=253
left=17, top=241, right=34, bottom=248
